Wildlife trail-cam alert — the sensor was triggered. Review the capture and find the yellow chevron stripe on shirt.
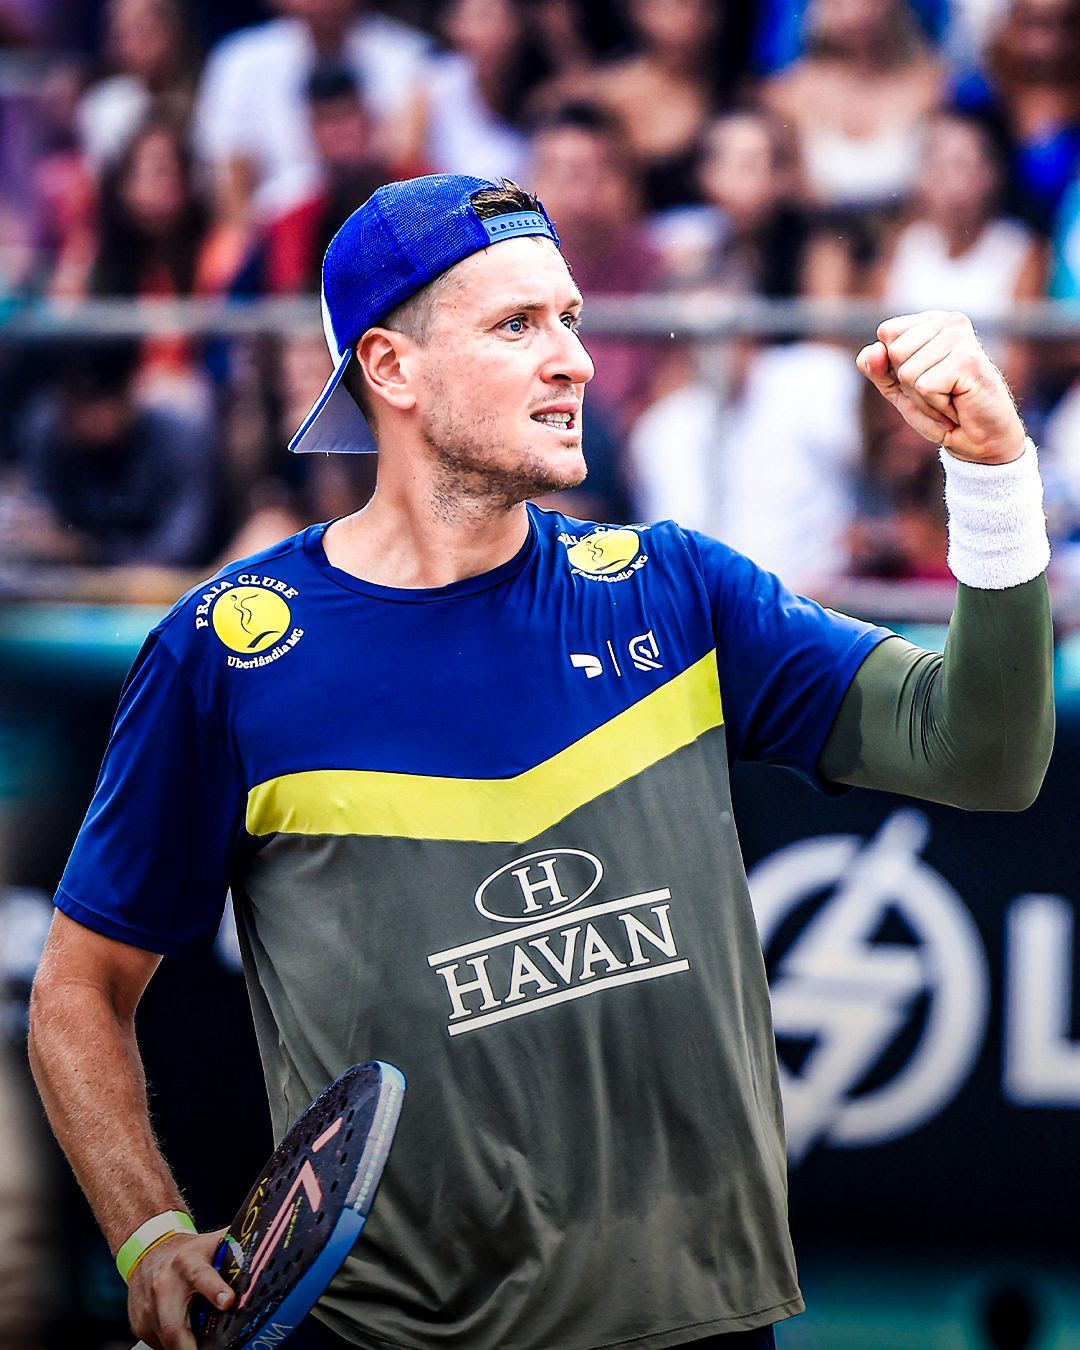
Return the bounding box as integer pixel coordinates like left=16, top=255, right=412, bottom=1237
left=245, top=651, right=723, bottom=843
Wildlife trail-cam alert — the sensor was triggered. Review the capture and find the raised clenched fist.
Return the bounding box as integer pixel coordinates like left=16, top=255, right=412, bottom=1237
left=857, top=310, right=1026, bottom=465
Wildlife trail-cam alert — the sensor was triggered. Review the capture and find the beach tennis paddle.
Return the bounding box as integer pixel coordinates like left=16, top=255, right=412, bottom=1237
left=132, top=1059, right=405, bottom=1350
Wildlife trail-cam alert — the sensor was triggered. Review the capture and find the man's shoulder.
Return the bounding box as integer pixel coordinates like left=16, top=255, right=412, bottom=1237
left=152, top=527, right=317, bottom=650
left=531, top=504, right=678, bottom=544
left=531, top=504, right=799, bottom=583
left=529, top=504, right=709, bottom=582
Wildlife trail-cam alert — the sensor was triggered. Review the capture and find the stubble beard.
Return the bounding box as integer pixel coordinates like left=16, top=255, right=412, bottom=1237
left=421, top=404, right=586, bottom=519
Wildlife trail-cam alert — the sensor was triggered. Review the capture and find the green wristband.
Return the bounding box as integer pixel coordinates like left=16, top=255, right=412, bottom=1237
left=115, top=1209, right=196, bottom=1283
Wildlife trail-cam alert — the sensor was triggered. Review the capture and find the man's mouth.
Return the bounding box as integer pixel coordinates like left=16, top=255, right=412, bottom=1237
left=531, top=411, right=576, bottom=430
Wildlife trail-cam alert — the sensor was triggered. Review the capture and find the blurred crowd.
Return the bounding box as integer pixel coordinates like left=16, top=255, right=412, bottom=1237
left=3, top=0, right=1080, bottom=594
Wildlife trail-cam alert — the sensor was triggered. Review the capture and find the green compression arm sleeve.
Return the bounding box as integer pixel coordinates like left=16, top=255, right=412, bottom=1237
left=818, top=575, right=1055, bottom=811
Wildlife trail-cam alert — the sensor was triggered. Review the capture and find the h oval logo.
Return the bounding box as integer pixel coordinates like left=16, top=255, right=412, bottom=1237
left=475, top=849, right=604, bottom=924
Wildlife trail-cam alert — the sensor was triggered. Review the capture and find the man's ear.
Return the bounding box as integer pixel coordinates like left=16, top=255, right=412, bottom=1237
left=355, top=328, right=418, bottom=413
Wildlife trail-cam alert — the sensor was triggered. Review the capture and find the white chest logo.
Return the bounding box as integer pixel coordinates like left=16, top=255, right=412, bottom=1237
left=428, top=849, right=689, bottom=1036
left=474, top=850, right=602, bottom=923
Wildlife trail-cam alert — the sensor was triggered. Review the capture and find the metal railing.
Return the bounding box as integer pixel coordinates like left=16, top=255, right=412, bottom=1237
left=3, top=294, right=1080, bottom=626
left=5, top=293, right=1080, bottom=342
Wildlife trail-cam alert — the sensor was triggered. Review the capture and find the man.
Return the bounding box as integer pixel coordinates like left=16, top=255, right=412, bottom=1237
left=15, top=338, right=216, bottom=567
left=28, top=175, right=1054, bottom=1350
left=192, top=0, right=430, bottom=231
left=263, top=63, right=392, bottom=295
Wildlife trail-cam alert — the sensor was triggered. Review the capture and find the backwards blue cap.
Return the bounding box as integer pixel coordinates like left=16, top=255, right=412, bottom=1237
left=289, top=173, right=561, bottom=454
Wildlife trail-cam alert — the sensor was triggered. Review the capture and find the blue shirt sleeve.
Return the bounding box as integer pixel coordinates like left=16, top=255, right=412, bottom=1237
left=55, top=632, right=246, bottom=956
left=683, top=529, right=892, bottom=789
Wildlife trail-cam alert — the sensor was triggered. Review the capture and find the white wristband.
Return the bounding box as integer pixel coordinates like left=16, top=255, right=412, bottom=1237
left=940, top=438, right=1050, bottom=589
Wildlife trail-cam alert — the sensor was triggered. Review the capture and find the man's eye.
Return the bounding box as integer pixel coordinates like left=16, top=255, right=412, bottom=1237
left=563, top=314, right=582, bottom=331
left=503, top=316, right=526, bottom=334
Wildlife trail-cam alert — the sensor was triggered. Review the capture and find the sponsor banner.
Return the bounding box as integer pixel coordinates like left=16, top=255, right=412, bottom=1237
left=731, top=731, right=1080, bottom=1253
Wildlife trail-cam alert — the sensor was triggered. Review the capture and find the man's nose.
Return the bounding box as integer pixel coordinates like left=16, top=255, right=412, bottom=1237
left=545, top=324, right=595, bottom=386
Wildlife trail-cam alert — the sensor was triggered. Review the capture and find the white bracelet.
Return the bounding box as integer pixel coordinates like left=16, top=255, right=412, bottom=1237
left=940, top=438, right=1051, bottom=589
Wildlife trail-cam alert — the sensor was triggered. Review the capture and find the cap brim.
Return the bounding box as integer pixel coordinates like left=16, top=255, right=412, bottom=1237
left=288, top=351, right=376, bottom=454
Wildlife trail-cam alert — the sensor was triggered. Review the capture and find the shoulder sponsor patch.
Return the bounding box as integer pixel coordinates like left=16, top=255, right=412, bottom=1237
left=194, top=574, right=305, bottom=669
left=560, top=528, right=648, bottom=583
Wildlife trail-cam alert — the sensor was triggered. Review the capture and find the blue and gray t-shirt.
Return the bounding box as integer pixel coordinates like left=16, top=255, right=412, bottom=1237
left=57, top=506, right=889, bottom=1349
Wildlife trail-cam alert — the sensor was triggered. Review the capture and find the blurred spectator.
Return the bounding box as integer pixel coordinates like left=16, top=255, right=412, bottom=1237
left=1050, top=169, right=1080, bottom=295
left=874, top=110, right=1044, bottom=315
left=753, top=0, right=951, bottom=73
left=762, top=0, right=944, bottom=213
left=1, top=149, right=37, bottom=302
left=192, top=0, right=431, bottom=251
left=27, top=60, right=97, bottom=294
left=871, top=109, right=1044, bottom=390
left=626, top=236, right=864, bottom=593
left=264, top=63, right=392, bottom=292
left=0, top=1, right=38, bottom=46
left=651, top=106, right=812, bottom=296
left=627, top=339, right=863, bottom=591
left=1036, top=370, right=1080, bottom=562
left=0, top=1039, right=47, bottom=1349
left=529, top=102, right=666, bottom=440
left=76, top=0, right=199, bottom=173
left=847, top=378, right=951, bottom=579
left=275, top=330, right=374, bottom=521
left=953, top=0, right=1080, bottom=229
left=59, top=116, right=211, bottom=299
left=594, top=0, right=745, bottom=210
left=514, top=0, right=598, bottom=101
left=941, top=0, right=1012, bottom=68
left=10, top=339, right=217, bottom=567
left=398, top=0, right=548, bottom=181
left=213, top=329, right=382, bottom=563
left=51, top=116, right=218, bottom=416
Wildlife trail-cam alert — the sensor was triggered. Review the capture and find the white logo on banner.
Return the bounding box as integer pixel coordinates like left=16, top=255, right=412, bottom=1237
left=749, top=810, right=989, bottom=1162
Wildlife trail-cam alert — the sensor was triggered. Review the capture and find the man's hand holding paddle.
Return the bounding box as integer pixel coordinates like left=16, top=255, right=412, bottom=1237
left=126, top=1227, right=233, bottom=1350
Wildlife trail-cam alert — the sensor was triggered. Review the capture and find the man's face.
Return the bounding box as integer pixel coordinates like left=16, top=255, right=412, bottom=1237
left=311, top=93, right=373, bottom=168
left=407, top=237, right=594, bottom=509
